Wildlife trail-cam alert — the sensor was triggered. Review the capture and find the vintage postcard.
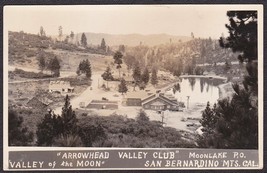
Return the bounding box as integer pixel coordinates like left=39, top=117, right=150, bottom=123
left=3, top=4, right=264, bottom=170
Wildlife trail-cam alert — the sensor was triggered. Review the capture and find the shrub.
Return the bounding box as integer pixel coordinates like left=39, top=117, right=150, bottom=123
left=13, top=68, right=52, bottom=79
left=9, top=108, right=34, bottom=146
left=53, top=134, right=83, bottom=147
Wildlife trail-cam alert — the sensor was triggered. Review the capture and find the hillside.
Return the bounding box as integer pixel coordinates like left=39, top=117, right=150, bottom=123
left=8, top=31, right=113, bottom=69
left=75, top=33, right=192, bottom=47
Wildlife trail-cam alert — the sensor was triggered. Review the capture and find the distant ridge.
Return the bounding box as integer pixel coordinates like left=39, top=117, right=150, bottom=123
left=75, top=32, right=192, bottom=47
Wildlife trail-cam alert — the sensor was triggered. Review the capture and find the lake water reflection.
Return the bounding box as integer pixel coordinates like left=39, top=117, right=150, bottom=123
left=167, top=77, right=225, bottom=107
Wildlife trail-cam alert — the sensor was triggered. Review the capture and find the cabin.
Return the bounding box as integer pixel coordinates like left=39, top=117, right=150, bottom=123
left=27, top=96, right=53, bottom=110
left=123, top=90, right=179, bottom=111
left=87, top=100, right=118, bottom=110
left=123, top=76, right=135, bottom=84
left=142, top=93, right=179, bottom=111
left=122, top=90, right=154, bottom=106
left=49, top=81, right=74, bottom=93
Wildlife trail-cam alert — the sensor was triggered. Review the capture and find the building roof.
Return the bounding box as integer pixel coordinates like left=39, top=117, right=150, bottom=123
left=126, top=90, right=151, bottom=100
left=142, top=94, right=178, bottom=107
left=27, top=96, right=53, bottom=106
left=38, top=97, right=53, bottom=105
left=50, top=81, right=71, bottom=86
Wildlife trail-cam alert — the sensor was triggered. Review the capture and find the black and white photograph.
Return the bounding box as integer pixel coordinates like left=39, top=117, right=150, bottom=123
left=3, top=4, right=264, bottom=170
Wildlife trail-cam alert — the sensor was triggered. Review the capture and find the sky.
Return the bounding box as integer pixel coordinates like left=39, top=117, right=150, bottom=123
left=3, top=5, right=261, bottom=39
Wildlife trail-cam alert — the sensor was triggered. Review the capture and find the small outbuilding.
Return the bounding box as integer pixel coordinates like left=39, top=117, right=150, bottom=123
left=49, top=81, right=74, bottom=93
left=27, top=96, right=53, bottom=110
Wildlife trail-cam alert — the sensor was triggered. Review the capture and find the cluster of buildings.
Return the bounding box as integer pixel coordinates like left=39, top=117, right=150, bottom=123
left=44, top=80, right=180, bottom=112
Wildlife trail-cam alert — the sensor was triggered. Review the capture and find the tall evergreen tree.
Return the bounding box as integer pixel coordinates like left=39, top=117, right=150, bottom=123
left=58, top=26, right=63, bottom=41
left=77, top=59, right=92, bottom=79
left=219, top=11, right=258, bottom=94
left=61, top=95, right=78, bottom=136
left=172, top=83, right=181, bottom=94
left=81, top=33, right=87, bottom=47
left=36, top=112, right=63, bottom=146
left=199, top=102, right=217, bottom=133
left=141, top=67, right=150, bottom=84
left=101, top=66, right=114, bottom=88
left=150, top=68, right=158, bottom=86
left=37, top=95, right=79, bottom=146
left=48, top=56, right=60, bottom=77
left=39, top=26, right=46, bottom=37
left=132, top=65, right=141, bottom=90
left=84, top=59, right=92, bottom=78
left=136, top=109, right=149, bottom=122
left=100, top=38, right=106, bottom=51
left=37, top=52, right=46, bottom=72
left=70, top=31, right=75, bottom=42
left=198, top=87, right=258, bottom=149
left=118, top=78, right=128, bottom=95
left=219, top=11, right=257, bottom=63
left=119, top=45, right=125, bottom=52
left=113, top=51, right=123, bottom=78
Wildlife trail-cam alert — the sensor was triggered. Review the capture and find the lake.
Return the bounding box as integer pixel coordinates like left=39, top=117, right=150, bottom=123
left=167, top=77, right=225, bottom=108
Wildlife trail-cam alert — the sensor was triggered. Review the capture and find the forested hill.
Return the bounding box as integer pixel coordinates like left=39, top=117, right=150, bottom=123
left=124, top=37, right=239, bottom=68
left=75, top=33, right=192, bottom=47
left=122, top=37, right=240, bottom=77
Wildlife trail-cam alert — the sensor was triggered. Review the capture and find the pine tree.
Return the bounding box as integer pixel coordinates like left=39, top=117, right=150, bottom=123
left=219, top=11, right=257, bottom=63
left=199, top=102, right=217, bottom=133
left=132, top=65, right=141, bottom=90
left=8, top=109, right=34, bottom=146
left=81, top=33, right=87, bottom=47
left=100, top=38, right=106, bottom=51
left=39, top=26, right=46, bottom=37
left=58, top=26, right=63, bottom=41
left=124, top=54, right=136, bottom=75
left=61, top=95, right=78, bottom=136
left=37, top=95, right=79, bottom=146
left=36, top=112, right=63, bottom=146
left=48, top=56, right=60, bottom=77
left=70, top=31, right=74, bottom=42
left=198, top=85, right=258, bottom=149
left=118, top=78, right=128, bottom=95
left=77, top=59, right=92, bottom=79
left=37, top=52, right=46, bottom=72
left=84, top=59, right=92, bottom=78
left=113, top=51, right=123, bottom=78
left=119, top=45, right=125, bottom=52
left=136, top=109, right=149, bottom=122
left=151, top=68, right=158, bottom=85
left=172, top=83, right=181, bottom=94
left=101, top=66, right=114, bottom=88
left=219, top=11, right=258, bottom=94
left=141, top=67, right=150, bottom=84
